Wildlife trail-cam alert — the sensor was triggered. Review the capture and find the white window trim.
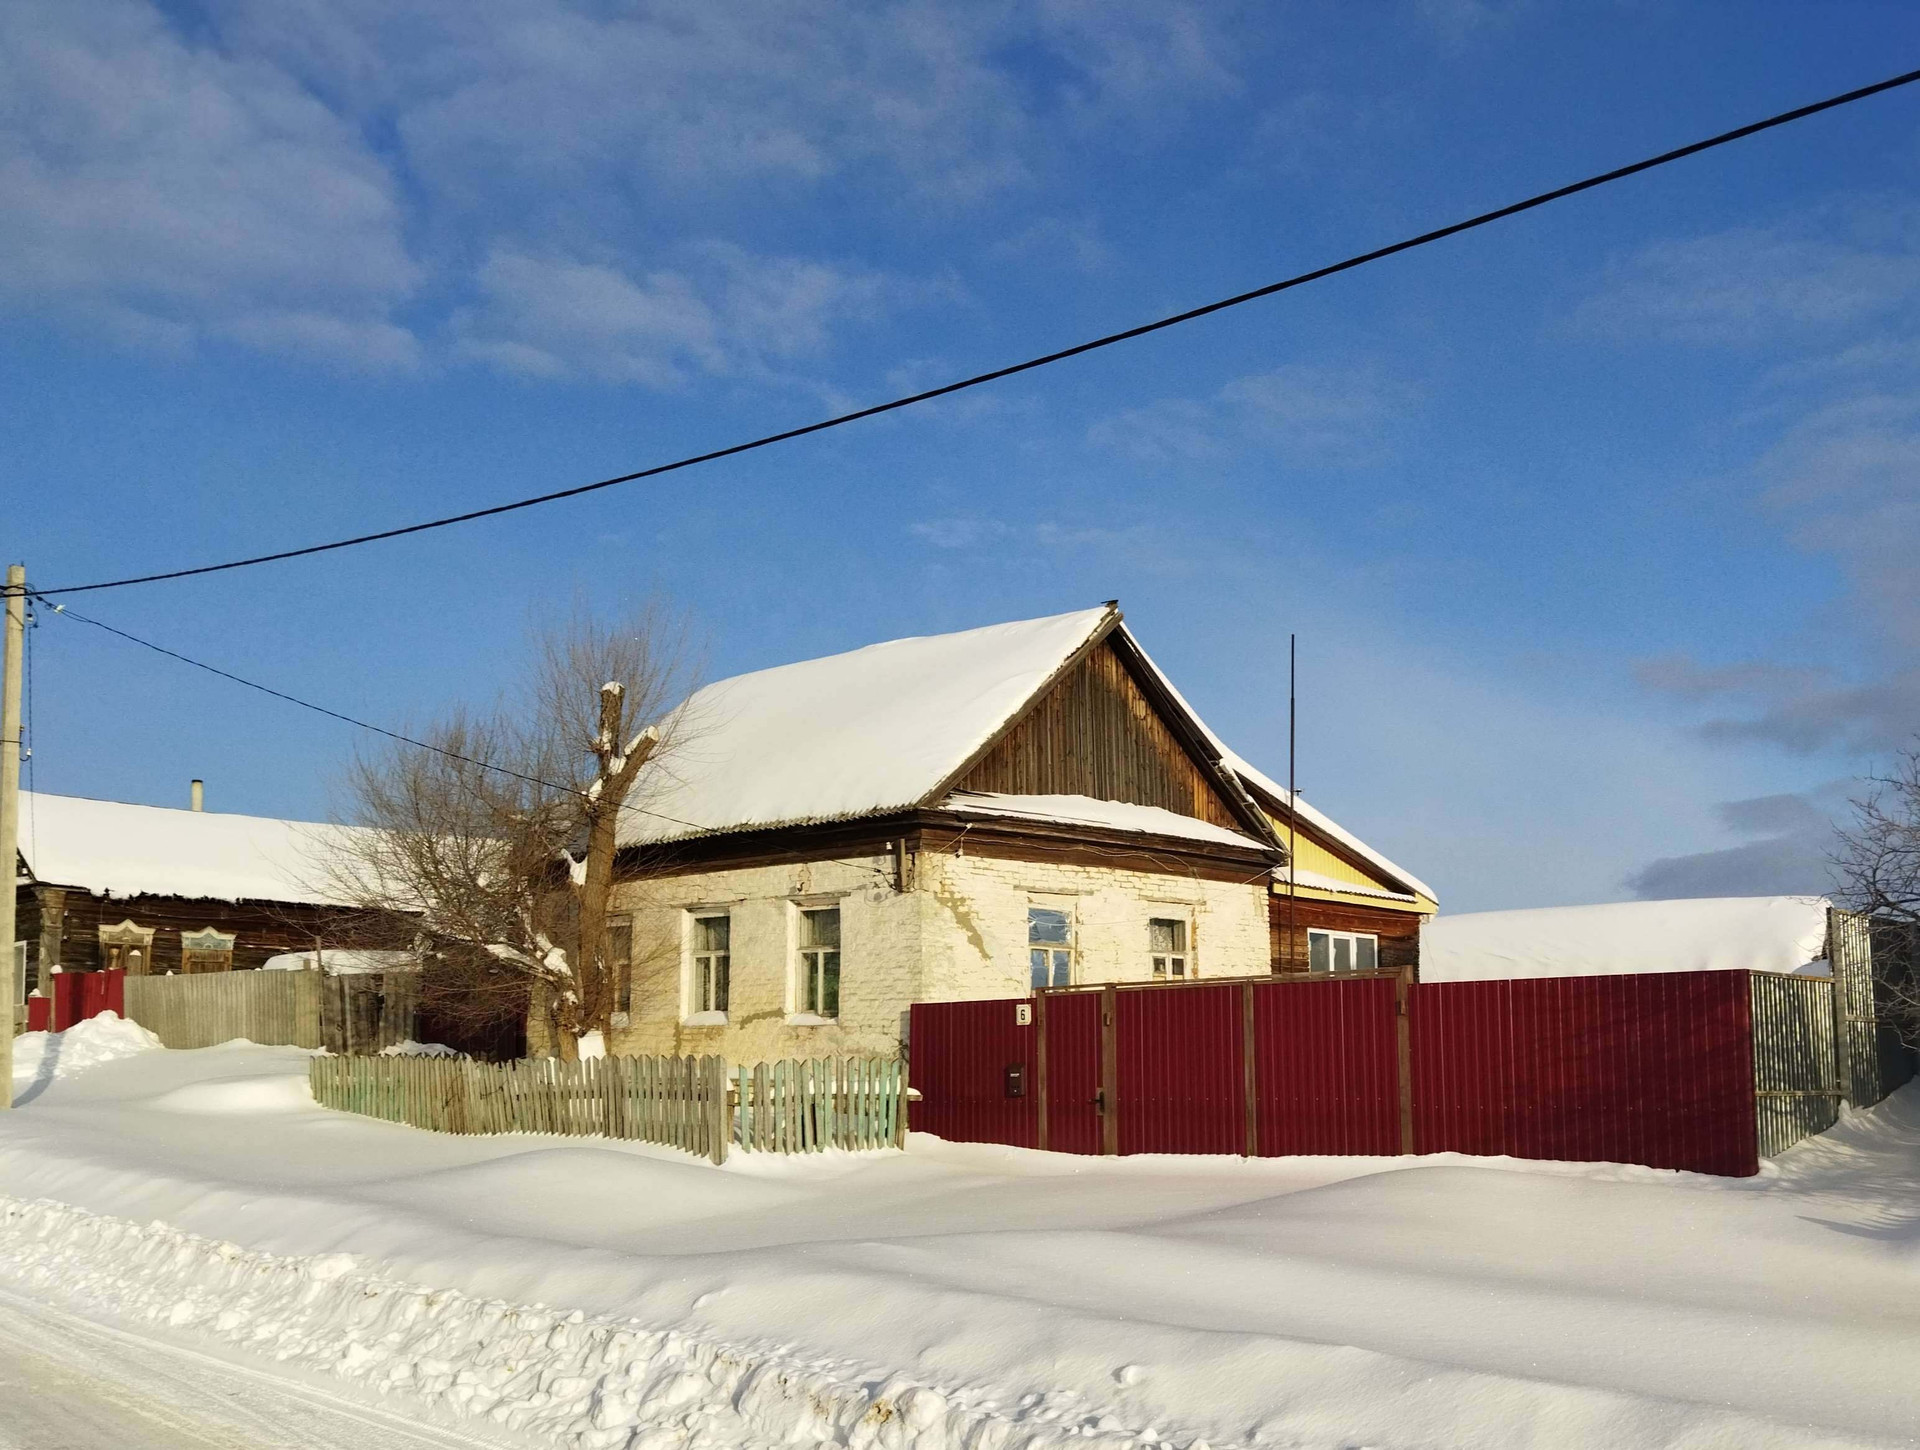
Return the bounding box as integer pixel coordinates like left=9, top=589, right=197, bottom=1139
left=792, top=901, right=843, bottom=1022
left=1307, top=928, right=1380, bottom=975
left=1149, top=914, right=1193, bottom=980
left=1027, top=899, right=1076, bottom=991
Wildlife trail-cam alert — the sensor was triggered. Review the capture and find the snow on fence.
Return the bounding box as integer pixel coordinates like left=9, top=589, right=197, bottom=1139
left=306, top=1053, right=905, bottom=1162
left=732, top=1057, right=905, bottom=1153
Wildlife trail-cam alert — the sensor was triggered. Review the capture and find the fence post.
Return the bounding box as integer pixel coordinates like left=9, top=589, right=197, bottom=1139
left=1241, top=981, right=1258, bottom=1158
left=1395, top=969, right=1416, bottom=1155
left=709, top=1056, right=729, bottom=1165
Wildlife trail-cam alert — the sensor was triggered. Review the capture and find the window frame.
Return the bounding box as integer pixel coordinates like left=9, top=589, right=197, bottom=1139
left=687, top=912, right=731, bottom=1018
left=1027, top=904, right=1075, bottom=991
left=1307, top=928, right=1380, bottom=975
left=606, top=915, right=634, bottom=1018
left=1148, top=916, right=1191, bottom=979
left=794, top=904, right=842, bottom=1020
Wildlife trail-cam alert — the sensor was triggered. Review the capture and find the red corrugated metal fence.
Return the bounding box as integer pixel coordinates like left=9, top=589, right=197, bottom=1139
left=910, top=970, right=1767, bottom=1176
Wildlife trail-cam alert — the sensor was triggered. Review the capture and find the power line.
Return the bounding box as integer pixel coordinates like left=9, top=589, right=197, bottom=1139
left=33, top=596, right=583, bottom=800
left=27, top=595, right=927, bottom=873
left=33, top=64, right=1920, bottom=599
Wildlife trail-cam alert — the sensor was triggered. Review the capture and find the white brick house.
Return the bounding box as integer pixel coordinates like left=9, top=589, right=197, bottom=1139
left=567, top=604, right=1429, bottom=1062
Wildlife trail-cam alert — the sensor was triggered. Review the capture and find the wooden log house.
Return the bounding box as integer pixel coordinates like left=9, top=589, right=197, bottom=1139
left=11, top=789, right=380, bottom=1009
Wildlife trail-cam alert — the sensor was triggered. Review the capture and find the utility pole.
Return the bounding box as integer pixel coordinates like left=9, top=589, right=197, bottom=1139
left=0, top=563, right=24, bottom=1106
left=1287, top=633, right=1297, bottom=975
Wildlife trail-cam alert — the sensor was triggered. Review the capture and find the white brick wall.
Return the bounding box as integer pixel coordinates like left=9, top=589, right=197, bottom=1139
left=592, top=847, right=1269, bottom=1063
left=919, top=850, right=1268, bottom=1000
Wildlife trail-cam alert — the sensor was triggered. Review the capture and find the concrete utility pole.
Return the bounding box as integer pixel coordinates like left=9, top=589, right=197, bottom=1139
left=0, top=563, right=24, bottom=1106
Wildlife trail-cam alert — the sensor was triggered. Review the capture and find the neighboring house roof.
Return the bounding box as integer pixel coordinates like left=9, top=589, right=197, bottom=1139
left=261, top=949, right=420, bottom=975
left=619, top=606, right=1425, bottom=899
left=1420, top=896, right=1833, bottom=983
left=16, top=791, right=369, bottom=906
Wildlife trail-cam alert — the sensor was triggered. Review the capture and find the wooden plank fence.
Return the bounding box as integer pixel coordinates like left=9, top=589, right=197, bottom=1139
left=127, top=970, right=323, bottom=1050
left=306, top=1053, right=905, bottom=1162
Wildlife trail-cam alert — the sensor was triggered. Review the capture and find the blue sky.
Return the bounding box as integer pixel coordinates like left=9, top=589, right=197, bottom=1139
left=7, top=1, right=1920, bottom=912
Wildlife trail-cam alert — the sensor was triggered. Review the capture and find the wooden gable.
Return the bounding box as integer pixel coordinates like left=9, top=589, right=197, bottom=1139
left=953, top=639, right=1250, bottom=832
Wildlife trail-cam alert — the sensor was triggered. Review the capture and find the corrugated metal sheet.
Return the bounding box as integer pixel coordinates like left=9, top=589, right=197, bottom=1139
left=1834, top=910, right=1918, bottom=1108
left=1252, top=977, right=1399, bottom=1156
left=1749, top=972, right=1841, bottom=1159
left=1116, top=983, right=1243, bottom=1155
left=1412, top=972, right=1758, bottom=1177
left=906, top=997, right=1036, bottom=1148
left=1043, top=991, right=1104, bottom=1155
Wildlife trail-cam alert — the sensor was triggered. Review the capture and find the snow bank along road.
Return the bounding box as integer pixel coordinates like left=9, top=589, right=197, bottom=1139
left=2, top=1031, right=1919, bottom=1449
left=0, top=1284, right=504, bottom=1449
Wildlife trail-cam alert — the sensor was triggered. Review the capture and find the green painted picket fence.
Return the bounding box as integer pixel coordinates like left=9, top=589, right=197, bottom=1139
left=307, top=1051, right=904, bottom=1163
left=732, top=1057, right=906, bottom=1154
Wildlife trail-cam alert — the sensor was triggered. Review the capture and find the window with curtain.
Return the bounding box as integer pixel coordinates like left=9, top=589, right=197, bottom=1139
left=797, top=906, right=840, bottom=1017
left=690, top=914, right=730, bottom=1014
left=1029, top=907, right=1072, bottom=990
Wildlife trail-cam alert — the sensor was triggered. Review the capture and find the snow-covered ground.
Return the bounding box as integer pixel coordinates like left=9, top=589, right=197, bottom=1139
left=4, top=1029, right=1919, bottom=1449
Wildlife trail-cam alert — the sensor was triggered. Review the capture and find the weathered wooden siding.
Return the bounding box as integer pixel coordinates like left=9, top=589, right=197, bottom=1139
left=18, top=882, right=369, bottom=975
left=960, top=642, right=1241, bottom=829
left=1271, top=894, right=1423, bottom=974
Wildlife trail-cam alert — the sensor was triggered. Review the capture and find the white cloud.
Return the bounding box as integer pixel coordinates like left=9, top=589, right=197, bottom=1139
left=1089, top=364, right=1417, bottom=467
left=1575, top=205, right=1920, bottom=345
left=0, top=0, right=419, bottom=368
left=453, top=244, right=910, bottom=385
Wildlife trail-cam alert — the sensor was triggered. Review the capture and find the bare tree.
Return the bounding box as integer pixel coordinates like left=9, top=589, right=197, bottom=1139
left=321, top=604, right=694, bottom=1057
left=1832, top=741, right=1920, bottom=1045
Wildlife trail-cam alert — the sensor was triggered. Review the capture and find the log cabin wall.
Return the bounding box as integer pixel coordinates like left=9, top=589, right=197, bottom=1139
left=959, top=641, right=1243, bottom=831
left=1270, top=894, right=1424, bottom=975
left=19, top=882, right=373, bottom=976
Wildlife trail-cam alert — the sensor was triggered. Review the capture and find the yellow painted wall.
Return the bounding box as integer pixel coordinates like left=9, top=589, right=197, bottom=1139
left=1262, top=810, right=1436, bottom=915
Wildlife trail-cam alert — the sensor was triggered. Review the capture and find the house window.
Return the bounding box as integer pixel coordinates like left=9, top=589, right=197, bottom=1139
left=98, top=919, right=156, bottom=975
left=1308, top=929, right=1378, bottom=975
left=1029, top=907, right=1073, bottom=990
left=690, top=914, right=730, bottom=1015
left=11, top=942, right=25, bottom=1005
left=797, top=907, right=841, bottom=1018
left=1150, top=918, right=1189, bottom=978
left=607, top=917, right=633, bottom=1014
left=179, top=927, right=237, bottom=974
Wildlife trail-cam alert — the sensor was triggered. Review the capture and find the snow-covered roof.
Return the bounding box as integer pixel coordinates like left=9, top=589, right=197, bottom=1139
left=940, top=792, right=1267, bottom=850
left=621, top=608, right=1117, bottom=844
left=17, top=791, right=371, bottom=906
left=1420, top=896, right=1833, bottom=983
left=1112, top=626, right=1437, bottom=903
left=616, top=607, right=1423, bottom=904
left=261, top=949, right=420, bottom=976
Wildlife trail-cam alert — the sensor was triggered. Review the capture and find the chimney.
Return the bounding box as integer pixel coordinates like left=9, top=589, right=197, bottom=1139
left=190, top=779, right=204, bottom=812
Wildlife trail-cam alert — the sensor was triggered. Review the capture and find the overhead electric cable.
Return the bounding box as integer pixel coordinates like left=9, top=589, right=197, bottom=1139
left=33, top=596, right=577, bottom=796
left=29, top=596, right=903, bottom=861
left=33, top=65, right=1920, bottom=598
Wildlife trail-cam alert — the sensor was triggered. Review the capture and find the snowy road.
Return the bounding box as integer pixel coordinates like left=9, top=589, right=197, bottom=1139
left=0, top=1286, right=498, bottom=1450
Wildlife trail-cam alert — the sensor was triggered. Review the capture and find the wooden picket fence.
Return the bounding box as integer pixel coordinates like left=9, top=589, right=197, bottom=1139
left=307, top=1052, right=905, bottom=1162
left=309, top=1053, right=732, bottom=1163
left=732, top=1057, right=906, bottom=1153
